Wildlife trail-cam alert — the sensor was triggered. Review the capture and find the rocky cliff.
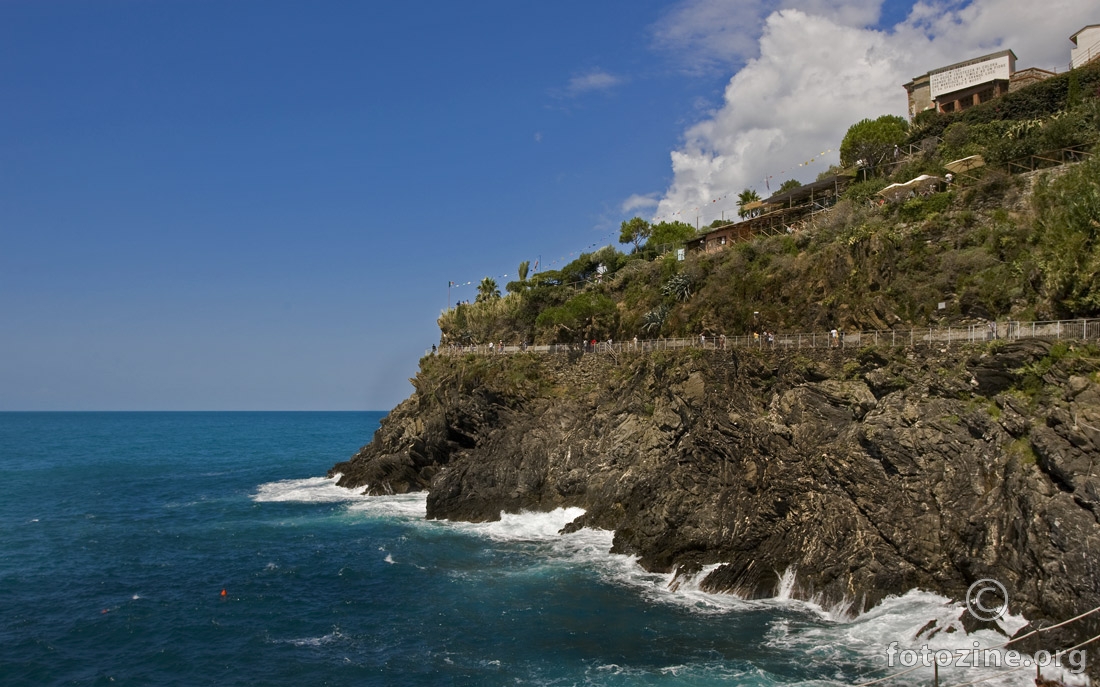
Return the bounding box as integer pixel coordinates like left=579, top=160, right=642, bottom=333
left=330, top=342, right=1100, bottom=639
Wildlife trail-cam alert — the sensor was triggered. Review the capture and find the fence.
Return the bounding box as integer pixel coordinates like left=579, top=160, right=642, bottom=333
left=1007, top=144, right=1092, bottom=174
left=433, top=318, right=1100, bottom=357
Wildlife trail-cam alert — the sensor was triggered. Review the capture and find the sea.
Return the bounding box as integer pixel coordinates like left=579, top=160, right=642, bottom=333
left=0, top=412, right=1082, bottom=686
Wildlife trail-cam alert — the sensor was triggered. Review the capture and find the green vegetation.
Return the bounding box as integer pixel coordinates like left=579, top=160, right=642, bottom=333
left=649, top=221, right=696, bottom=248
left=619, top=217, right=651, bottom=252
left=737, top=189, right=761, bottom=218
left=476, top=277, right=500, bottom=303
left=1007, top=437, right=1037, bottom=466
left=840, top=114, right=909, bottom=168
left=437, top=61, right=1100, bottom=347
left=777, top=179, right=803, bottom=194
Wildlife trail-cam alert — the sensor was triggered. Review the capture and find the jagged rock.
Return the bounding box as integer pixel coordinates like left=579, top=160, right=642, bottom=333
left=331, top=344, right=1100, bottom=657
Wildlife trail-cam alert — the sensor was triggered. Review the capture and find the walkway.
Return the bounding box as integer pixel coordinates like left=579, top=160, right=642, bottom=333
left=435, top=318, right=1100, bottom=357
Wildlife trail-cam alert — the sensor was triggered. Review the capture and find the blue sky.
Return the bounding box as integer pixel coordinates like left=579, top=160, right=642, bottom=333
left=2, top=0, right=1094, bottom=410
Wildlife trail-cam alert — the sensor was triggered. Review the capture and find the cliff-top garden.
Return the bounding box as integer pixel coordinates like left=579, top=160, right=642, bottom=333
left=439, top=61, right=1100, bottom=348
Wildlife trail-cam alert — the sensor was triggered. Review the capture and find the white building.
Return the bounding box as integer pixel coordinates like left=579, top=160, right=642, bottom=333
left=1070, top=25, right=1100, bottom=69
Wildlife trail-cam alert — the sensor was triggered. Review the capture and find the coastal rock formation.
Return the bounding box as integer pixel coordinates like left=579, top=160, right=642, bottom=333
left=331, top=342, right=1100, bottom=638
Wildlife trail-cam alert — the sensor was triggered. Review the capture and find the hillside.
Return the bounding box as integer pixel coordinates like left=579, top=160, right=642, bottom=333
left=439, top=61, right=1100, bottom=348
left=333, top=62, right=1100, bottom=673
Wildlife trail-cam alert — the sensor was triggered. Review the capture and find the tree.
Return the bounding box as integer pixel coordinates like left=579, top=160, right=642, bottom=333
left=476, top=277, right=500, bottom=303
left=1067, top=69, right=1082, bottom=109
left=839, top=114, right=909, bottom=170
left=619, top=217, right=652, bottom=252
left=777, top=179, right=802, bottom=194
left=737, top=189, right=761, bottom=218
left=649, top=221, right=695, bottom=248
left=507, top=260, right=532, bottom=295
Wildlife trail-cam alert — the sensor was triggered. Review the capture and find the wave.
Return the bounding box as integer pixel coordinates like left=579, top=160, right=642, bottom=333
left=252, top=475, right=365, bottom=503
left=253, top=477, right=1085, bottom=686
left=429, top=510, right=1086, bottom=686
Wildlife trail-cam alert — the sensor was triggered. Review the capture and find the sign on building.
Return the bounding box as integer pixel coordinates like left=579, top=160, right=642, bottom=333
left=930, top=54, right=1012, bottom=99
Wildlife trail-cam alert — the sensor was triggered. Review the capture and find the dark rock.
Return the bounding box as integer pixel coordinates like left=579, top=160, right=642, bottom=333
left=332, top=344, right=1100, bottom=655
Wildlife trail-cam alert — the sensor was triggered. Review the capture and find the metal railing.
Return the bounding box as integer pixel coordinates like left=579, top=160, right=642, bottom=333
left=1007, top=144, right=1093, bottom=174
left=1071, top=37, right=1100, bottom=70
left=432, top=318, right=1100, bottom=357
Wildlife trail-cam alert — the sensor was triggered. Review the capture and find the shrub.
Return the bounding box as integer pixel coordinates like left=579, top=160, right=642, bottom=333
left=898, top=192, right=952, bottom=222
left=1032, top=156, right=1100, bottom=315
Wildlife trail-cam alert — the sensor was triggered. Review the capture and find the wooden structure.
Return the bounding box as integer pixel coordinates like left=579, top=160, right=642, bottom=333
left=686, top=173, right=853, bottom=253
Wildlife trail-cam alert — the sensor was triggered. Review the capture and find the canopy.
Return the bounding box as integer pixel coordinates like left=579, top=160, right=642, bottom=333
left=902, top=174, right=944, bottom=190
left=876, top=182, right=910, bottom=199
left=742, top=200, right=777, bottom=212
left=944, top=155, right=985, bottom=174
left=877, top=175, right=944, bottom=200
left=761, top=173, right=852, bottom=207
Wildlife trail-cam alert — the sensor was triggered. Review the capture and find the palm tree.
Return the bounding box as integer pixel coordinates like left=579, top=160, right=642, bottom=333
left=476, top=277, right=500, bottom=303
left=737, top=189, right=761, bottom=219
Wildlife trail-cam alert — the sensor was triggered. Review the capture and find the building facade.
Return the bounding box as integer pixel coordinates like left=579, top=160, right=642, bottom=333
left=1071, top=25, right=1100, bottom=69
left=905, top=50, right=1017, bottom=118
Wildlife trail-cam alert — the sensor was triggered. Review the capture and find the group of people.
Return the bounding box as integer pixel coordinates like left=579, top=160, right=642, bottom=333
left=434, top=340, right=531, bottom=355
left=752, top=331, right=776, bottom=347
left=697, top=333, right=729, bottom=349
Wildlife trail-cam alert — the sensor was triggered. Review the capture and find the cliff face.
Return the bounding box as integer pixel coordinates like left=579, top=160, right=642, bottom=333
left=330, top=343, right=1100, bottom=630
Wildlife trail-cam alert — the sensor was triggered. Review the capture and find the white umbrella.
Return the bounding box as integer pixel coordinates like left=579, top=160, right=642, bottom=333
left=944, top=155, right=985, bottom=174
left=877, top=182, right=910, bottom=200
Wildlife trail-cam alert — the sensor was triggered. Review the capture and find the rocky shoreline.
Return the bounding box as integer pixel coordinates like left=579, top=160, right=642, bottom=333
left=331, top=341, right=1100, bottom=653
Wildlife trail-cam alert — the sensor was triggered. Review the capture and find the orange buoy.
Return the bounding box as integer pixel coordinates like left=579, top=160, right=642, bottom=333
left=220, top=589, right=227, bottom=597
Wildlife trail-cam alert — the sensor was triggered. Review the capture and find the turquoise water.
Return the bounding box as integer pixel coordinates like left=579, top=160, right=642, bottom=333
left=0, top=412, right=1009, bottom=686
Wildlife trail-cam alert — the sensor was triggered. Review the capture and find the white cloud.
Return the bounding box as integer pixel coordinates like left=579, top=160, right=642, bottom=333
left=653, top=0, right=887, bottom=70
left=566, top=69, right=622, bottom=96
left=621, top=193, right=661, bottom=214
left=653, top=0, right=1098, bottom=225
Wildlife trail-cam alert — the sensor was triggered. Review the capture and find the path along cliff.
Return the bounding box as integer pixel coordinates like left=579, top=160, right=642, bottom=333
left=331, top=340, right=1100, bottom=641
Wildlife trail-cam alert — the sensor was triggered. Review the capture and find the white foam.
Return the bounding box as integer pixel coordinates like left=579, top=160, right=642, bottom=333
left=253, top=476, right=1088, bottom=685
left=765, top=586, right=1091, bottom=687
left=775, top=565, right=798, bottom=601
left=252, top=473, right=429, bottom=519
left=443, top=513, right=1089, bottom=685
left=284, top=628, right=343, bottom=648
left=345, top=492, right=428, bottom=519
left=447, top=507, right=588, bottom=542
left=252, top=475, right=366, bottom=503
